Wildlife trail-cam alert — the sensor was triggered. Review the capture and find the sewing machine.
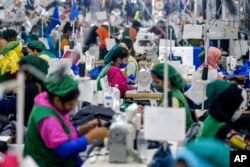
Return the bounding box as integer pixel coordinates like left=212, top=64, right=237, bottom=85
left=108, top=103, right=142, bottom=163
left=134, top=32, right=158, bottom=61
left=220, top=56, right=237, bottom=73
left=99, top=76, right=121, bottom=111
left=137, top=67, right=152, bottom=92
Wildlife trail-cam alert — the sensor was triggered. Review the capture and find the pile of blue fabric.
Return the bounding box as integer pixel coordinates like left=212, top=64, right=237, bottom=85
left=233, top=62, right=250, bottom=88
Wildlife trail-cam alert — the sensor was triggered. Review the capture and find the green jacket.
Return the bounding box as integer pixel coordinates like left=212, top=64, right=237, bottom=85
left=158, top=89, right=193, bottom=130
left=197, top=115, right=226, bottom=139
left=97, top=63, right=112, bottom=91
left=23, top=106, right=75, bottom=167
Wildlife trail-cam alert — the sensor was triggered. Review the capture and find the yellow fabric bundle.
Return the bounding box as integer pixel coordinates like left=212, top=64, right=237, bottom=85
left=0, top=42, right=22, bottom=75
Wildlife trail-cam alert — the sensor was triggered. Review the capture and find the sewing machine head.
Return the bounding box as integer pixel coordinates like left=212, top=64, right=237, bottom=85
left=108, top=103, right=141, bottom=163
left=134, top=32, right=158, bottom=61
left=137, top=67, right=152, bottom=92
left=220, top=56, right=237, bottom=73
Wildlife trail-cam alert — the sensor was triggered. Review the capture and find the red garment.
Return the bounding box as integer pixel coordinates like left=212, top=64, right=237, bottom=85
left=129, top=27, right=137, bottom=42
left=107, top=66, right=132, bottom=97
left=96, top=26, right=109, bottom=49
left=0, top=153, right=18, bottom=167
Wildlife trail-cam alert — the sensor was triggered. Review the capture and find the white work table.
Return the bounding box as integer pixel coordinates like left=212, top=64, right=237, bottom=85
left=83, top=141, right=179, bottom=167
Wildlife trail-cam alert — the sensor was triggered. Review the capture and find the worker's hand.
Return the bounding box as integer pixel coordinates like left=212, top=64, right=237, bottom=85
left=85, top=127, right=109, bottom=143
left=235, top=76, right=246, bottom=84
left=78, top=119, right=106, bottom=135
left=87, top=119, right=99, bottom=129
left=131, top=85, right=138, bottom=90
left=88, top=119, right=107, bottom=128
left=229, top=76, right=246, bottom=84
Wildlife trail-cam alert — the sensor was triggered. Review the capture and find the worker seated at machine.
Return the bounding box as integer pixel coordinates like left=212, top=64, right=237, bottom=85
left=197, top=46, right=246, bottom=83
left=197, top=80, right=250, bottom=151
left=120, top=36, right=139, bottom=79
left=97, top=44, right=136, bottom=97
left=150, top=63, right=193, bottom=131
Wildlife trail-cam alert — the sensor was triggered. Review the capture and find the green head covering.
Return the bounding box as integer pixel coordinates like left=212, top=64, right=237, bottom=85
left=156, top=20, right=165, bottom=28
left=20, top=56, right=49, bottom=83
left=152, top=63, right=186, bottom=91
left=198, top=50, right=205, bottom=62
left=104, top=44, right=122, bottom=64
left=1, top=41, right=20, bottom=55
left=27, top=40, right=46, bottom=52
left=186, top=138, right=230, bottom=167
left=44, top=72, right=78, bottom=97
left=2, top=29, right=17, bottom=40
left=206, top=80, right=232, bottom=101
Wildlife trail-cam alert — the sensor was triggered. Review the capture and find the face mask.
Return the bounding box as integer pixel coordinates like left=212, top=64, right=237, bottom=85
left=231, top=110, right=242, bottom=122
left=155, top=86, right=163, bottom=93
left=33, top=32, right=39, bottom=36
left=120, top=63, right=128, bottom=69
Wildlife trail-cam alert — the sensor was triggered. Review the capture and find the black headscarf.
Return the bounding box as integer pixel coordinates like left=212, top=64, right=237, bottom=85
left=209, top=84, right=243, bottom=123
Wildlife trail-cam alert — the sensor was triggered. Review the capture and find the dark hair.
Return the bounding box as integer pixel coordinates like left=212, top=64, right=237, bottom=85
left=209, top=84, right=243, bottom=122
left=63, top=22, right=73, bottom=33
left=132, top=20, right=141, bottom=28
left=30, top=25, right=38, bottom=33
left=110, top=47, right=129, bottom=62
left=120, top=38, right=133, bottom=50
left=151, top=70, right=163, bottom=80
left=27, top=46, right=42, bottom=53
left=48, top=88, right=80, bottom=105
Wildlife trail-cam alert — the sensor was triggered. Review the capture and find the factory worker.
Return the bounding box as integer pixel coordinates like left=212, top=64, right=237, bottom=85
left=97, top=44, right=135, bottom=97
left=151, top=63, right=193, bottom=130
left=174, top=138, right=230, bottom=167
left=197, top=80, right=250, bottom=150
left=122, top=20, right=141, bottom=42
left=120, top=36, right=139, bottom=78
left=0, top=29, right=18, bottom=51
left=27, top=40, right=56, bottom=61
left=54, top=22, right=73, bottom=57
left=27, top=25, right=40, bottom=43
left=27, top=40, right=47, bottom=56
left=0, top=56, right=49, bottom=126
left=0, top=41, right=22, bottom=83
left=24, top=71, right=108, bottom=167
left=198, top=47, right=245, bottom=83
left=96, top=23, right=109, bottom=60
left=1, top=29, right=18, bottom=43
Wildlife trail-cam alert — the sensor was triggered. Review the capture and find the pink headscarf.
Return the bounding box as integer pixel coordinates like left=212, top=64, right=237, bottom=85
left=198, top=47, right=221, bottom=71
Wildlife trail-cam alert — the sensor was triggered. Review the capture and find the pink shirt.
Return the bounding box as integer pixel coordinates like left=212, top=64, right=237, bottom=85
left=34, top=92, right=79, bottom=149
left=107, top=66, right=132, bottom=97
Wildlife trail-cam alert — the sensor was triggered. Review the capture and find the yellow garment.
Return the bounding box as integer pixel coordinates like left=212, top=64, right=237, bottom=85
left=126, top=55, right=139, bottom=77
left=39, top=55, right=50, bottom=62
left=0, top=43, right=22, bottom=75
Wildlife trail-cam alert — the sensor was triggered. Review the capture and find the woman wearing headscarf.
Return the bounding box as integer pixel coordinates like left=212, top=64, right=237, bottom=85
left=0, top=29, right=18, bottom=51
left=27, top=25, right=40, bottom=43
left=0, top=41, right=22, bottom=83
left=0, top=56, right=49, bottom=126
left=198, top=47, right=245, bottom=83
left=27, top=40, right=56, bottom=61
left=174, top=138, right=230, bottom=167
left=24, top=71, right=108, bottom=167
left=151, top=63, right=193, bottom=130
left=197, top=80, right=250, bottom=150
left=120, top=36, right=139, bottom=79
left=97, top=44, right=135, bottom=97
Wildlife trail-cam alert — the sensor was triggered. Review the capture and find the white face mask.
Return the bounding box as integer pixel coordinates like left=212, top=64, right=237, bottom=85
left=231, top=110, right=242, bottom=122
